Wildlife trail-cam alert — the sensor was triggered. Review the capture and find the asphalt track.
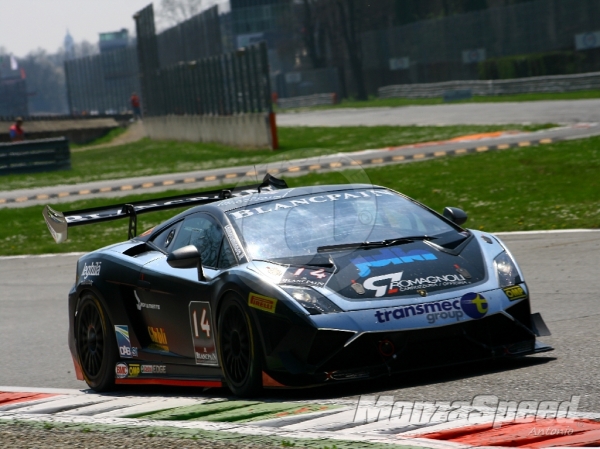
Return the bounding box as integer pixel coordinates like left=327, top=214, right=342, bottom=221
left=1, top=229, right=600, bottom=415
left=277, top=99, right=600, bottom=127
left=2, top=123, right=600, bottom=208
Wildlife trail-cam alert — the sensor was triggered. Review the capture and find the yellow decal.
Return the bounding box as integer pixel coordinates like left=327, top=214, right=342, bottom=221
left=248, top=293, right=278, bottom=313
left=128, top=364, right=140, bottom=377
left=148, top=327, right=169, bottom=351
left=503, top=285, right=527, bottom=301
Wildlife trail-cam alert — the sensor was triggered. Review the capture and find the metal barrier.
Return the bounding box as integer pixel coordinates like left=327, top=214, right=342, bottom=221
left=277, top=93, right=337, bottom=109
left=0, top=137, right=71, bottom=175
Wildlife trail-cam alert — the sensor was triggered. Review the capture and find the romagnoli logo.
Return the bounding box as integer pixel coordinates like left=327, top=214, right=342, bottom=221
left=374, top=292, right=488, bottom=325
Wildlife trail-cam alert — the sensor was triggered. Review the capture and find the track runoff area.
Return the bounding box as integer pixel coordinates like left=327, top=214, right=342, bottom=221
left=2, top=386, right=600, bottom=447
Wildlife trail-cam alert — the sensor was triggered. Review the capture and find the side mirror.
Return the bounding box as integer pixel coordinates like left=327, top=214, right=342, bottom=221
left=167, top=245, right=205, bottom=281
left=443, top=207, right=468, bottom=226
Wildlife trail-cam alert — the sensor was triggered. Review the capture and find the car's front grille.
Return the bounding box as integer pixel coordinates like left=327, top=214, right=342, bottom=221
left=316, top=301, right=535, bottom=373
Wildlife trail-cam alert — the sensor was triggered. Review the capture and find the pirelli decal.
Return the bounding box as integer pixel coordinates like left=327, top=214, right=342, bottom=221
left=503, top=285, right=527, bottom=301
left=248, top=293, right=277, bottom=313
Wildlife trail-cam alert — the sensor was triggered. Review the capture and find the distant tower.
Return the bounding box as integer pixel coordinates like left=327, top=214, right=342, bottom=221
left=64, top=29, right=75, bottom=60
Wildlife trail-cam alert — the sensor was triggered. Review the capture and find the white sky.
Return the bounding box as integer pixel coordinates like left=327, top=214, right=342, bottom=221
left=0, top=0, right=157, bottom=57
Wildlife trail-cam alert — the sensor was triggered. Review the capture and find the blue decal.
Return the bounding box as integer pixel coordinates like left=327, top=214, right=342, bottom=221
left=373, top=291, right=487, bottom=324
left=352, top=248, right=437, bottom=277
left=115, top=325, right=133, bottom=358
left=460, top=292, right=488, bottom=319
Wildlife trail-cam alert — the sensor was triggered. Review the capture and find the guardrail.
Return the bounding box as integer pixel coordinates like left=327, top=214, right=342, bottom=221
left=0, top=137, right=71, bottom=176
left=378, top=71, right=600, bottom=99
left=277, top=93, right=338, bottom=109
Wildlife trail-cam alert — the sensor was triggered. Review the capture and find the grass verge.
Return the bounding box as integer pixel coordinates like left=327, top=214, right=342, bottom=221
left=2, top=124, right=553, bottom=192
left=280, top=89, right=600, bottom=111
left=2, top=135, right=598, bottom=256
left=0, top=419, right=412, bottom=449
left=70, top=126, right=128, bottom=149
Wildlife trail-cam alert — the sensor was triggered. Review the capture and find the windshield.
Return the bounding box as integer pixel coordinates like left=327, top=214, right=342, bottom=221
left=226, top=188, right=460, bottom=261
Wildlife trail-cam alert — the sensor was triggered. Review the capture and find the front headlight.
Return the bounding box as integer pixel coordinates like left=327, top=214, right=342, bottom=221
left=280, top=286, right=342, bottom=315
left=494, top=251, right=522, bottom=287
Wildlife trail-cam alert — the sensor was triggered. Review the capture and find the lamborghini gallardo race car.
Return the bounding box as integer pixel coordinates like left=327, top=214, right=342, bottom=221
left=43, top=175, right=552, bottom=397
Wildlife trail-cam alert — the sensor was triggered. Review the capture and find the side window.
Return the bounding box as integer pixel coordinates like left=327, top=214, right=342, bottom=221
left=171, top=214, right=223, bottom=268
left=218, top=239, right=237, bottom=268
left=150, top=221, right=182, bottom=251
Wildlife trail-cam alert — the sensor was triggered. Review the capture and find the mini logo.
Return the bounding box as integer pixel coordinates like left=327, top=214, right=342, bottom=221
left=460, top=292, right=488, bottom=319
left=503, top=285, right=527, bottom=301
left=115, top=362, right=128, bottom=378
left=454, top=264, right=471, bottom=279
left=350, top=281, right=365, bottom=294
left=266, top=266, right=283, bottom=277
left=81, top=262, right=101, bottom=279
left=248, top=293, right=277, bottom=313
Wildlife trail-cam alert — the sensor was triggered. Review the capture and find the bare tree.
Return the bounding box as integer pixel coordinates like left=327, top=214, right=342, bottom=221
left=156, top=0, right=207, bottom=29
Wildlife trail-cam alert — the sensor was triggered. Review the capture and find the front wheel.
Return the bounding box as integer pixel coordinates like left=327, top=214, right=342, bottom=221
left=75, top=293, right=117, bottom=391
left=217, top=295, right=263, bottom=397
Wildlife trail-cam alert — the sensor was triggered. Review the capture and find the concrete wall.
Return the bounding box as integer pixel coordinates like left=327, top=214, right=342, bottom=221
left=278, top=93, right=337, bottom=109
left=143, top=113, right=273, bottom=149
left=378, top=71, right=600, bottom=99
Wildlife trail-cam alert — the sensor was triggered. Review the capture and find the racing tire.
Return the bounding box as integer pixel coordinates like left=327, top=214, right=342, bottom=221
left=75, top=293, right=117, bottom=392
left=218, top=294, right=263, bottom=397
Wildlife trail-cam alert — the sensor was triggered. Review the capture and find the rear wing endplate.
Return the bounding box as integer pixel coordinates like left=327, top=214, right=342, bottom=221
left=43, top=173, right=287, bottom=243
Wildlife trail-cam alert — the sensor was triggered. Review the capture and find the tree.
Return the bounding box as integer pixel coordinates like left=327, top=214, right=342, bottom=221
left=156, top=0, right=208, bottom=29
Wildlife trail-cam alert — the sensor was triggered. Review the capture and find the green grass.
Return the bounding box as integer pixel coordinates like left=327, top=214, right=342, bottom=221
left=1, top=124, right=554, bottom=192
left=3, top=135, right=599, bottom=256
left=280, top=89, right=600, bottom=111
left=70, top=126, right=128, bottom=149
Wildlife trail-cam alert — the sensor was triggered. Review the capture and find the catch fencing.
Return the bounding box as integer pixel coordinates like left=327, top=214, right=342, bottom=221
left=64, top=47, right=140, bottom=115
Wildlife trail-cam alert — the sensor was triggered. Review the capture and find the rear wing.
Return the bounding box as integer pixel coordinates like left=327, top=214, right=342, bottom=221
left=43, top=174, right=288, bottom=243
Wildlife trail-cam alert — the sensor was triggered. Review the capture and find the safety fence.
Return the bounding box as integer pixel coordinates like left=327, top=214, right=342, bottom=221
left=64, top=47, right=140, bottom=115
left=0, top=137, right=70, bottom=175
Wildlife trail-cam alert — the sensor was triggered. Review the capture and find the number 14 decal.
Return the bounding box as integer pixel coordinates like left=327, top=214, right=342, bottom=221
left=192, top=308, right=211, bottom=338
left=293, top=267, right=328, bottom=279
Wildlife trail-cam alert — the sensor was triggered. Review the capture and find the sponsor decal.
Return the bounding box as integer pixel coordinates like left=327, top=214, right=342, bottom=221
left=114, top=325, right=133, bottom=358
left=141, top=364, right=167, bottom=374
left=134, top=291, right=160, bottom=310
left=115, top=362, right=128, bottom=378
left=351, top=248, right=437, bottom=278
left=454, top=264, right=471, bottom=279
left=148, top=327, right=169, bottom=352
left=266, top=266, right=283, bottom=277
left=248, top=292, right=278, bottom=313
left=228, top=190, right=394, bottom=221
left=224, top=224, right=245, bottom=260
left=81, top=262, right=101, bottom=279
left=189, top=302, right=218, bottom=366
left=350, top=280, right=365, bottom=294
left=364, top=271, right=468, bottom=298
left=128, top=364, right=140, bottom=377
left=460, top=292, right=488, bottom=319
left=131, top=347, right=138, bottom=357
left=374, top=292, right=487, bottom=324
left=503, top=285, right=527, bottom=301
left=280, top=266, right=333, bottom=288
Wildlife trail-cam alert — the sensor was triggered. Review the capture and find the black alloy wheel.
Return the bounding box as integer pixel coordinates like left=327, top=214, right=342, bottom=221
left=75, top=294, right=117, bottom=391
left=218, top=295, right=262, bottom=397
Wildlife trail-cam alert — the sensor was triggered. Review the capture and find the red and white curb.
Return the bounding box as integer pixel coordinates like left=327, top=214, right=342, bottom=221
left=3, top=387, right=600, bottom=447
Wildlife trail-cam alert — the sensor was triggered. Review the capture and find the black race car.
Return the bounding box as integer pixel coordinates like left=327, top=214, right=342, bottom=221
left=43, top=175, right=552, bottom=397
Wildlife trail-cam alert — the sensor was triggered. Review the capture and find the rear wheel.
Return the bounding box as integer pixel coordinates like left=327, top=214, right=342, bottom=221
left=75, top=293, right=117, bottom=391
left=218, top=295, right=262, bottom=397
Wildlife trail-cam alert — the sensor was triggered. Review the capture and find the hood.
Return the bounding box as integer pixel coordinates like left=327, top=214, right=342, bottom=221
left=324, top=237, right=486, bottom=300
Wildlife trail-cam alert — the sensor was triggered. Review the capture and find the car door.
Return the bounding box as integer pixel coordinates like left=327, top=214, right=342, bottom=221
left=135, top=212, right=237, bottom=368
